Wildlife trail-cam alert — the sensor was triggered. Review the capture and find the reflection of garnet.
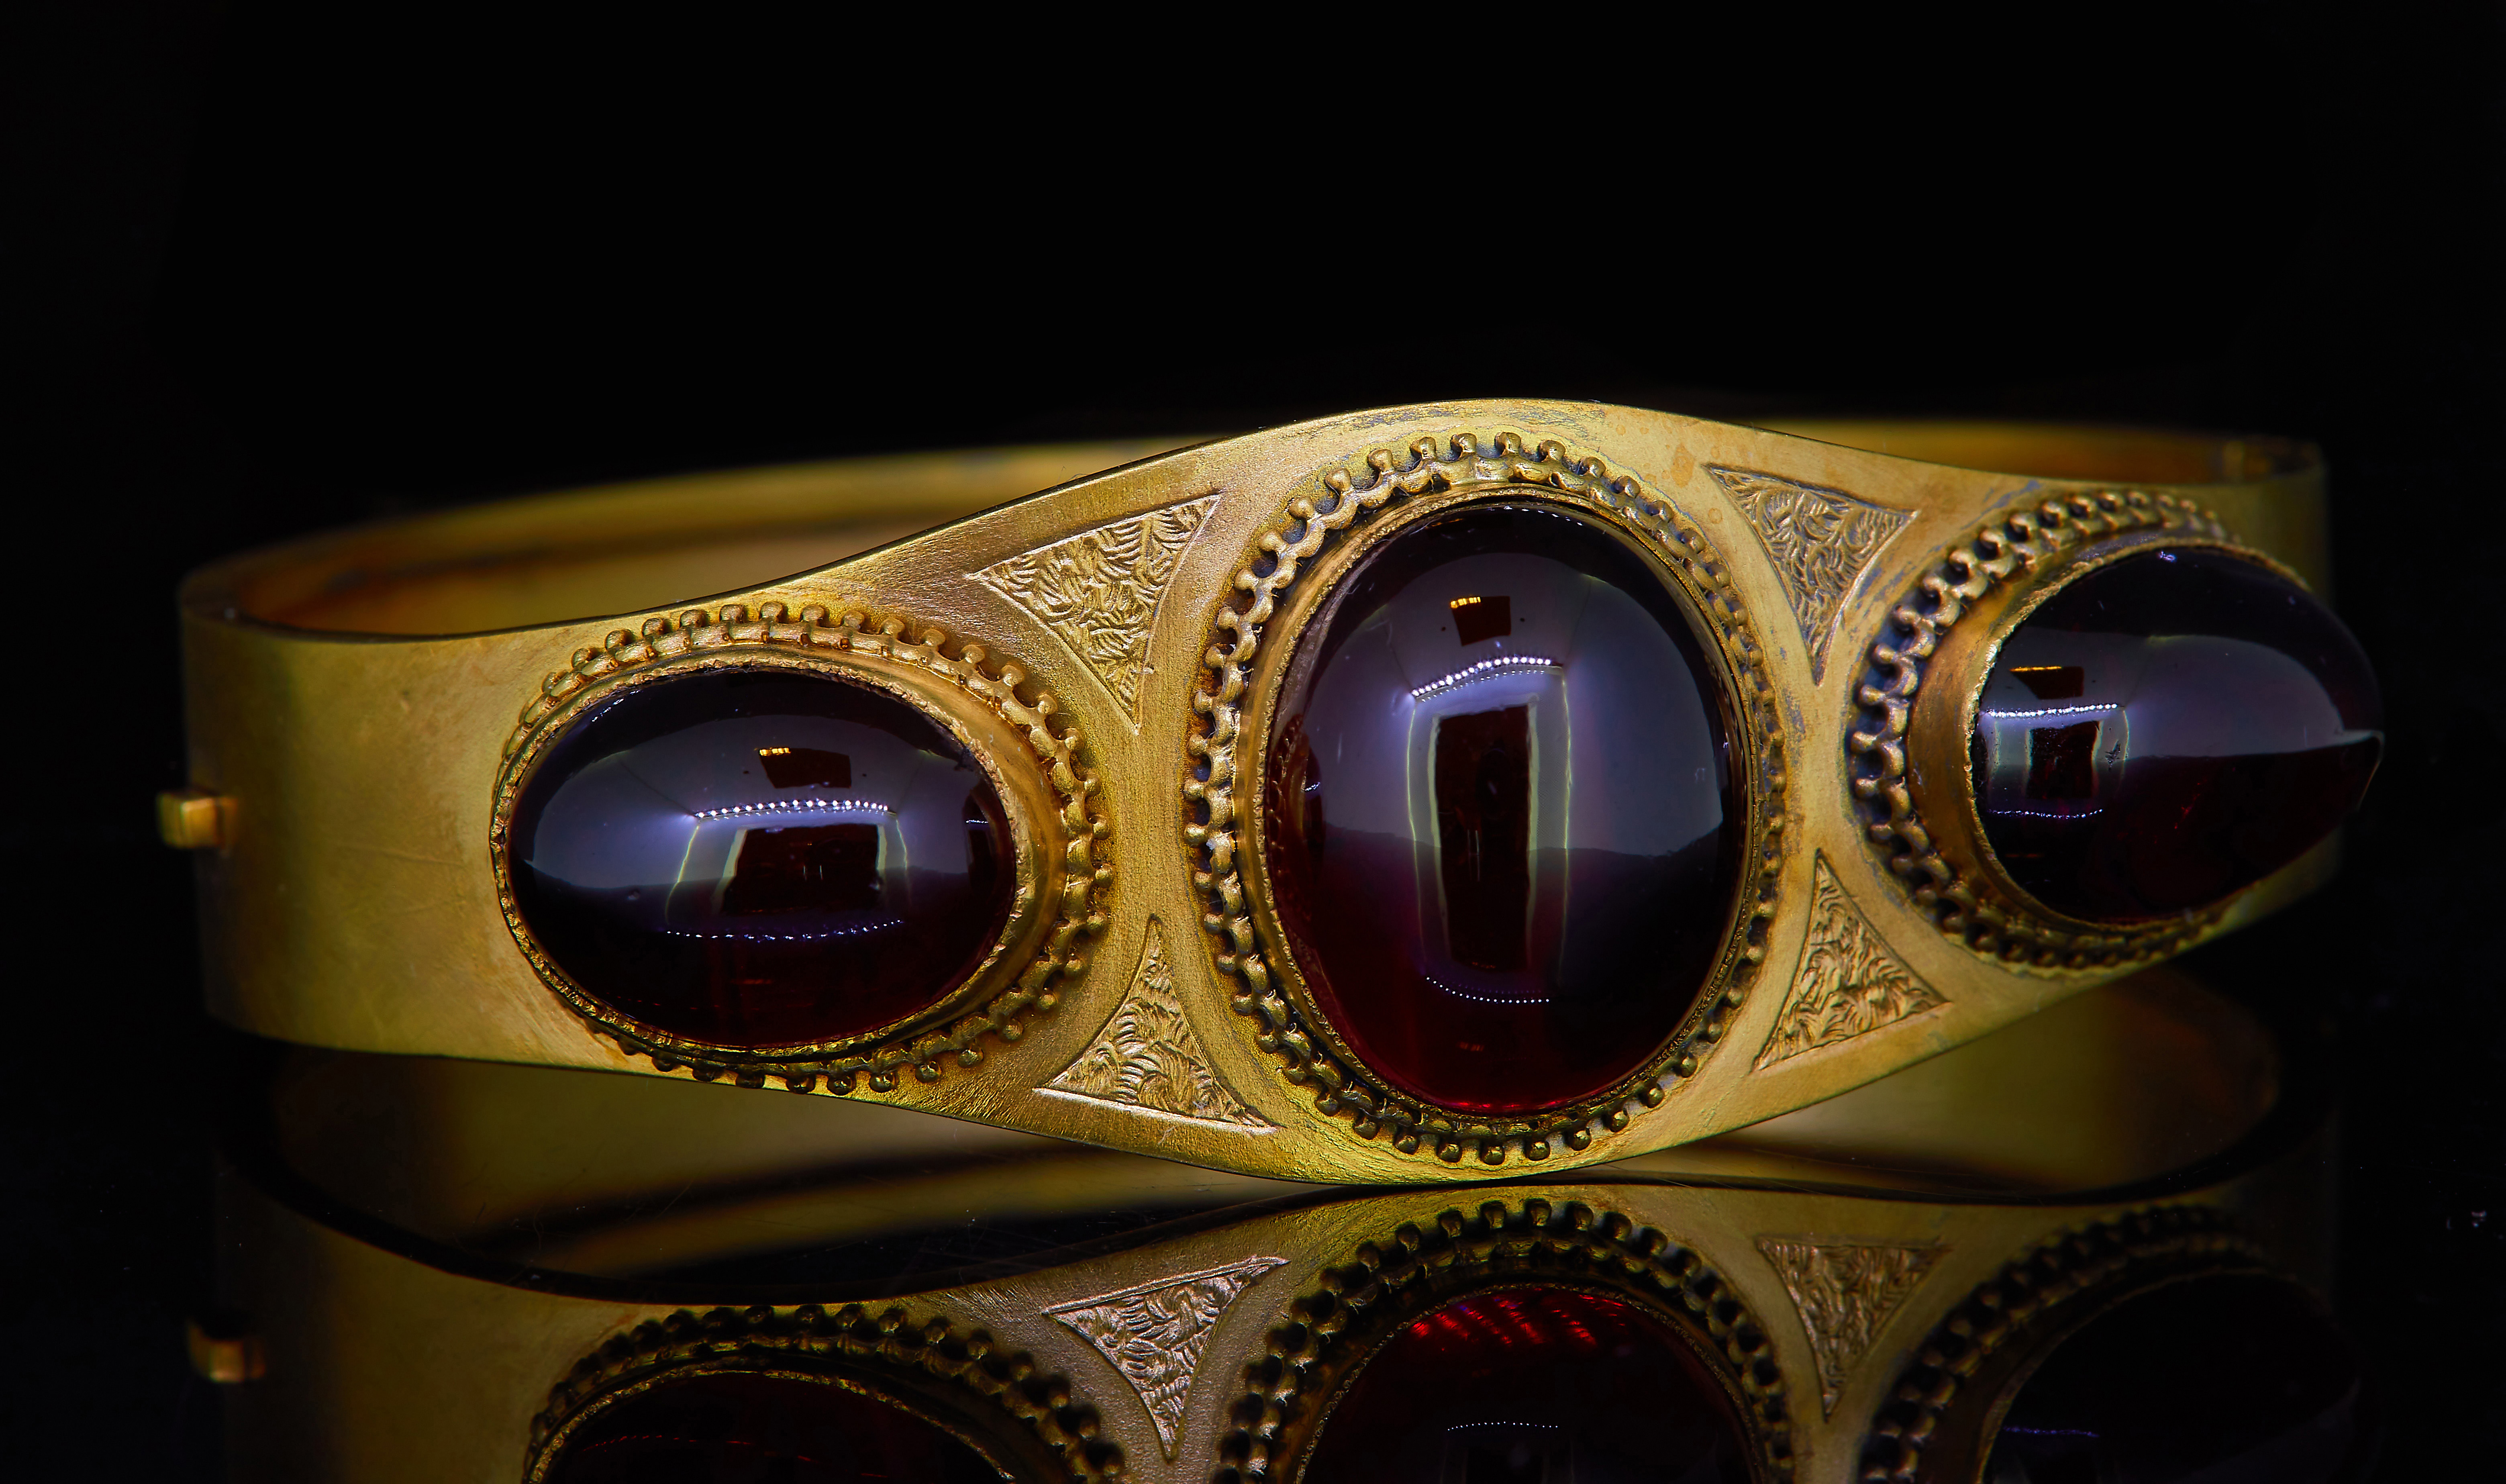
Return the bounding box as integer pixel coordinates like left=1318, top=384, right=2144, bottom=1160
left=1303, top=1286, right=1754, bottom=1484
left=1973, top=549, right=2382, bottom=921
left=547, top=1373, right=1001, bottom=1484
left=1433, top=706, right=1533, bottom=972
left=509, top=669, right=1017, bottom=1049
left=1985, top=1276, right=2379, bottom=1482
left=1263, top=504, right=1741, bottom=1115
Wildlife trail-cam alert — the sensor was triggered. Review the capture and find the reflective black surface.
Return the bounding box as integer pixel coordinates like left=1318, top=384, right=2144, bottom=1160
left=509, top=668, right=1016, bottom=1048
left=1973, top=549, right=2382, bottom=921
left=1303, top=1285, right=1753, bottom=1484
left=1984, top=1275, right=2379, bottom=1484
left=1264, top=504, right=1742, bottom=1114
left=545, top=1373, right=1002, bottom=1484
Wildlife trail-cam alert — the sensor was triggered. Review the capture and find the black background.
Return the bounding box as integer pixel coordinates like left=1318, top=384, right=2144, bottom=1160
left=8, top=2, right=2502, bottom=1476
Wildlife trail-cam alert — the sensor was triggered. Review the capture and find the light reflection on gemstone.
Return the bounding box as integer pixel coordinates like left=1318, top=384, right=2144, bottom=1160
left=1264, top=504, right=1741, bottom=1114
left=1971, top=549, right=2382, bottom=921
left=509, top=668, right=1016, bottom=1049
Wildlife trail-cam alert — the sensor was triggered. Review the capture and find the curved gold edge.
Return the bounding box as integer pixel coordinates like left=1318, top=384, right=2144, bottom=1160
left=180, top=439, right=1204, bottom=638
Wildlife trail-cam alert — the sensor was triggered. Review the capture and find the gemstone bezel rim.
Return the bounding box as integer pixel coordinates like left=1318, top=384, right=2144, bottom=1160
left=1857, top=1205, right=2282, bottom=1484
left=1244, top=496, right=1746, bottom=1119
left=491, top=606, right=1106, bottom=1092
left=1847, top=488, right=2256, bottom=971
left=1943, top=537, right=2335, bottom=934
left=1910, top=531, right=2323, bottom=950
left=1212, top=1197, right=1795, bottom=1484
left=525, top=1303, right=1116, bottom=1484
left=1190, top=433, right=1788, bottom=1168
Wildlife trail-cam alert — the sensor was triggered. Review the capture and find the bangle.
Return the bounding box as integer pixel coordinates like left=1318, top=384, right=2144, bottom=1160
left=171, top=404, right=2377, bottom=1182
left=204, top=971, right=2369, bottom=1483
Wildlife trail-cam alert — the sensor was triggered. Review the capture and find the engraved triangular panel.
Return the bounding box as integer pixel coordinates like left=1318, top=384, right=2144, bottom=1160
left=1757, top=853, right=1943, bottom=1069
left=1707, top=467, right=1911, bottom=681
left=1756, top=1237, right=1944, bottom=1417
left=1046, top=919, right=1268, bottom=1128
left=1047, top=1255, right=1287, bottom=1456
left=972, top=494, right=1218, bottom=721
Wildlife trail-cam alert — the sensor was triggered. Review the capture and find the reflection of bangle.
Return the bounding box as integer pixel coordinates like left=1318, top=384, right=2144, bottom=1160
left=170, top=406, right=2379, bottom=1182
left=204, top=971, right=2369, bottom=1483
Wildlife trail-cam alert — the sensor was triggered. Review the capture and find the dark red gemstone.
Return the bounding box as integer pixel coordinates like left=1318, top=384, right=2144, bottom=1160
left=1972, top=548, right=2382, bottom=921
left=1264, top=503, right=1742, bottom=1114
left=1985, top=1276, right=2378, bottom=1481
left=1303, top=1286, right=1754, bottom=1484
left=510, top=668, right=1017, bottom=1048
left=546, top=1372, right=1003, bottom=1483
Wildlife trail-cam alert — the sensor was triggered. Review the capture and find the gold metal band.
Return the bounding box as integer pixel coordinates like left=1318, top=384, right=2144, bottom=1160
left=207, top=972, right=2337, bottom=1484
left=174, top=405, right=2336, bottom=1182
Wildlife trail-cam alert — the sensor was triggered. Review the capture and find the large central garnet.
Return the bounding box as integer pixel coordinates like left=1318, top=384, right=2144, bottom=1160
left=1262, top=503, right=1742, bottom=1115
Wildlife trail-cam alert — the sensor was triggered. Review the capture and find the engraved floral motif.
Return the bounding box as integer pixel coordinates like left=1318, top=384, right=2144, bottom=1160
left=1047, top=920, right=1267, bottom=1128
left=1756, top=853, right=1943, bottom=1070
left=1755, top=1237, right=1943, bottom=1417
left=975, top=495, right=1217, bottom=718
left=1047, top=1256, right=1287, bottom=1457
left=1709, top=467, right=1911, bottom=680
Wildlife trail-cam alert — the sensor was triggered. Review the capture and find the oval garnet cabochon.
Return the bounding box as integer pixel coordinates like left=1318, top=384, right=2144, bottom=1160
left=1303, top=1286, right=1754, bottom=1484
left=1971, top=548, right=2382, bottom=922
left=509, top=667, right=1018, bottom=1049
left=1263, top=503, right=1743, bottom=1116
left=1984, top=1275, right=2377, bottom=1481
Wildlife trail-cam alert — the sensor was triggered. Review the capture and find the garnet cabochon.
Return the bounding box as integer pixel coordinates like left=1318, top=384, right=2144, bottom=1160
left=1984, top=1276, right=2378, bottom=1481
left=1302, top=1286, right=1755, bottom=1484
left=1972, top=548, right=2383, bottom=923
left=508, top=668, right=1019, bottom=1050
left=1264, top=504, right=1743, bottom=1116
left=545, top=1373, right=1003, bottom=1483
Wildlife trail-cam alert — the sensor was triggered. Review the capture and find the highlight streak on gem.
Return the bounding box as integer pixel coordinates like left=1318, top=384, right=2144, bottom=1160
left=1406, top=654, right=1561, bottom=702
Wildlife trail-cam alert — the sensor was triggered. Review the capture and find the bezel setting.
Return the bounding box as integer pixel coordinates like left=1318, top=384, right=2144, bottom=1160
left=1858, top=1205, right=2270, bottom=1483
left=525, top=1301, right=1120, bottom=1484
left=1847, top=491, right=2263, bottom=968
left=492, top=602, right=1111, bottom=1092
left=1214, top=1197, right=1794, bottom=1484
left=1186, top=432, right=1788, bottom=1168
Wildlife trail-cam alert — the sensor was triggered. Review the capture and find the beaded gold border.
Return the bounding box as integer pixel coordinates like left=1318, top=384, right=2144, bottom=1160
left=524, top=1301, right=1125, bottom=1484
left=492, top=602, right=1111, bottom=1092
left=1857, top=1205, right=2267, bottom=1482
left=1184, top=432, right=1788, bottom=1169
left=1213, top=1196, right=1794, bottom=1483
left=1846, top=491, right=2241, bottom=967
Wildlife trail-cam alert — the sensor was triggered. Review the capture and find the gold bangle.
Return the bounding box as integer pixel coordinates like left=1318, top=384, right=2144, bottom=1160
left=206, top=971, right=2367, bottom=1483
left=171, top=404, right=2377, bottom=1182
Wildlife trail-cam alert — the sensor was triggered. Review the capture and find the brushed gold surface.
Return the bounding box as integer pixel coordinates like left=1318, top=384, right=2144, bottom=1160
left=178, top=406, right=2336, bottom=1183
